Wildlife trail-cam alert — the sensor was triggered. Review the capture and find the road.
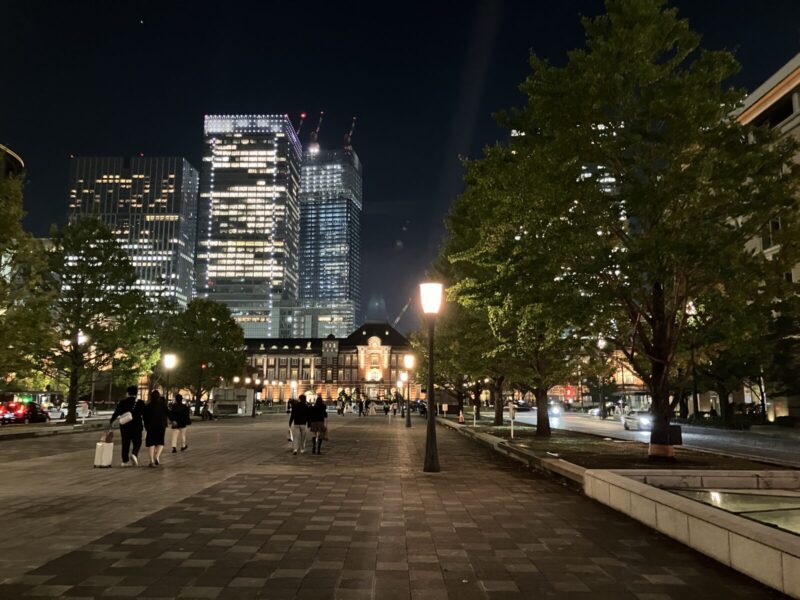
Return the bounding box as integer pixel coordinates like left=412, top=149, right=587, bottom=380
left=515, top=411, right=800, bottom=467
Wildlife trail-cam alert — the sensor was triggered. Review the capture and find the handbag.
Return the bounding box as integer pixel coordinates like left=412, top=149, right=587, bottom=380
left=118, top=411, right=133, bottom=426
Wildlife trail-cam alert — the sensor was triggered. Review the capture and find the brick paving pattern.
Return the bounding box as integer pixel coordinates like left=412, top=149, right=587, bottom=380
left=0, top=415, right=783, bottom=599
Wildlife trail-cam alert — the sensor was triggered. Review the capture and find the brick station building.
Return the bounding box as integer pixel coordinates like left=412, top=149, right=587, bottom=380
left=245, top=321, right=419, bottom=404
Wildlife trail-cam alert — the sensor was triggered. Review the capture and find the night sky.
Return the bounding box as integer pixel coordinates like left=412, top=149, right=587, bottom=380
left=2, top=1, right=799, bottom=332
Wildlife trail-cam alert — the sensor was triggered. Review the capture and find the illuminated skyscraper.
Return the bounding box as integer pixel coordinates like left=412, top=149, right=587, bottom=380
left=68, top=156, right=199, bottom=307
left=197, top=115, right=302, bottom=338
left=298, top=138, right=362, bottom=338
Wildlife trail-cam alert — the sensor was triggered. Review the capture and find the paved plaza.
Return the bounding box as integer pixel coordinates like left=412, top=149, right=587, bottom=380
left=0, top=415, right=782, bottom=599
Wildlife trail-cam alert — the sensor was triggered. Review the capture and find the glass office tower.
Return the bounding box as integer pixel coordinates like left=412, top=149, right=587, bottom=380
left=68, top=156, right=199, bottom=307
left=197, top=115, right=302, bottom=338
left=298, top=146, right=362, bottom=338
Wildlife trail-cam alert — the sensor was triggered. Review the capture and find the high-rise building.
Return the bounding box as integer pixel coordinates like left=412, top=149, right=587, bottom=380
left=68, top=156, right=199, bottom=307
left=197, top=115, right=302, bottom=338
left=297, top=134, right=362, bottom=338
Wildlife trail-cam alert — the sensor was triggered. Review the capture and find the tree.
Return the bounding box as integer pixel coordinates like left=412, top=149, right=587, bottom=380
left=0, top=173, right=55, bottom=387
left=48, top=218, right=156, bottom=424
left=410, top=301, right=491, bottom=419
left=483, top=0, right=800, bottom=457
left=159, top=299, right=245, bottom=414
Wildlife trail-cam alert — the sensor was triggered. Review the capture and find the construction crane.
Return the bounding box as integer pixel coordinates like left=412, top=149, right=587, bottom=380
left=296, top=112, right=307, bottom=137
left=343, top=116, right=357, bottom=151
left=392, top=297, right=412, bottom=328
left=307, top=111, right=324, bottom=154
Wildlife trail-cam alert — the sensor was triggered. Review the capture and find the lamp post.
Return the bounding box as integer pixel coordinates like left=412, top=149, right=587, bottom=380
left=403, top=354, right=415, bottom=428
left=687, top=301, right=700, bottom=417
left=252, top=378, right=261, bottom=418
left=400, top=371, right=409, bottom=426
left=163, top=353, right=177, bottom=399
left=420, top=282, right=443, bottom=472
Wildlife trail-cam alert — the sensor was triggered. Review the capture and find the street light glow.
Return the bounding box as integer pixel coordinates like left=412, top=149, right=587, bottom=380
left=400, top=371, right=408, bottom=383
left=403, top=353, right=415, bottom=370
left=233, top=376, right=241, bottom=384
left=420, top=283, right=444, bottom=315
left=163, top=353, right=177, bottom=370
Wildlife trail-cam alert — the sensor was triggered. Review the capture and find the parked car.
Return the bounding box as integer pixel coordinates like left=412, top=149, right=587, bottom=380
left=588, top=407, right=601, bottom=417
left=622, top=410, right=653, bottom=431
left=47, top=405, right=66, bottom=420
left=513, top=400, right=532, bottom=412
left=1, top=401, right=50, bottom=424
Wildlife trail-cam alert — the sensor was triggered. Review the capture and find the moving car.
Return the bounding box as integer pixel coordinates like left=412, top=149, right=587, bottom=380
left=1, top=401, right=50, bottom=424
left=622, top=410, right=652, bottom=431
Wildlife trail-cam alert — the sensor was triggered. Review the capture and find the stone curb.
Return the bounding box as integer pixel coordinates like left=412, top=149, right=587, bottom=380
left=436, top=417, right=586, bottom=488
left=0, top=420, right=108, bottom=441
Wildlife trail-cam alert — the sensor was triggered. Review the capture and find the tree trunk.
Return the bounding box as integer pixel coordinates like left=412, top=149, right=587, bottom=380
left=718, top=385, right=732, bottom=424
left=473, top=382, right=481, bottom=420
left=648, top=282, right=675, bottom=460
left=492, top=377, right=504, bottom=426
left=534, top=387, right=551, bottom=438
left=65, top=364, right=79, bottom=425
left=678, top=390, right=689, bottom=419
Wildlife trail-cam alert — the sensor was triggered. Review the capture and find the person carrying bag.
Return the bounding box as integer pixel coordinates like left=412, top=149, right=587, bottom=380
left=109, top=385, right=144, bottom=467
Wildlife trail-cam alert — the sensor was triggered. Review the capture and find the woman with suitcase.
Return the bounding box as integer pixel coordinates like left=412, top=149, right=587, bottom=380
left=143, top=389, right=169, bottom=467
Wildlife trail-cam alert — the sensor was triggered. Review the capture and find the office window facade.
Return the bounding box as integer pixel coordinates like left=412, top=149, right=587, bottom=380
left=197, top=115, right=302, bottom=338
left=298, top=147, right=362, bottom=337
left=68, top=156, right=199, bottom=307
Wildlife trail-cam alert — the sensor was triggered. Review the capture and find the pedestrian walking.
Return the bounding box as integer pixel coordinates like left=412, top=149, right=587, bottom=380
left=109, top=385, right=144, bottom=467
left=358, top=399, right=364, bottom=417
left=169, top=393, right=192, bottom=453
left=289, top=394, right=310, bottom=455
left=309, top=394, right=328, bottom=455
left=143, top=389, right=169, bottom=467
left=383, top=401, right=390, bottom=416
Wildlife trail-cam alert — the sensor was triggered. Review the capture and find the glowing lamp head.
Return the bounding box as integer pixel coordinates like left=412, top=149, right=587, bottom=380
left=400, top=371, right=409, bottom=383
left=233, top=376, right=241, bottom=384
left=403, top=354, right=415, bottom=370
left=163, top=353, right=177, bottom=370
left=245, top=377, right=251, bottom=385
left=419, top=282, right=444, bottom=315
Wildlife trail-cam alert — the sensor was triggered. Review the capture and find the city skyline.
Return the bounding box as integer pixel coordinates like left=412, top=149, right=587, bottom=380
left=4, top=1, right=799, bottom=331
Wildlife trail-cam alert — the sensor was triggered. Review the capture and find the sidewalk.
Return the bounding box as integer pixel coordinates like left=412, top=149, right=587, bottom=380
left=0, top=415, right=779, bottom=599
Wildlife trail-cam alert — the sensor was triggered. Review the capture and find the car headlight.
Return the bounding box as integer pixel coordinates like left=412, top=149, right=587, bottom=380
left=639, top=417, right=651, bottom=425
left=550, top=406, right=561, bottom=415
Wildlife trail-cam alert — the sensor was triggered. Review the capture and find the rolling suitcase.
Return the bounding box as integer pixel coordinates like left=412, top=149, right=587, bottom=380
left=94, top=442, right=113, bottom=467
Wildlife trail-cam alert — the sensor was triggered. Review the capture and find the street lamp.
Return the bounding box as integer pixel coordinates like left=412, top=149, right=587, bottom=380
left=233, top=376, right=241, bottom=385
left=400, top=371, right=410, bottom=425
left=403, top=354, right=415, bottom=428
left=163, top=353, right=177, bottom=398
left=420, top=282, right=443, bottom=472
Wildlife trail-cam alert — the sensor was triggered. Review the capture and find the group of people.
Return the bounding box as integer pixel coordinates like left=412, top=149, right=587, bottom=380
left=288, top=394, right=328, bottom=455
left=109, top=386, right=192, bottom=467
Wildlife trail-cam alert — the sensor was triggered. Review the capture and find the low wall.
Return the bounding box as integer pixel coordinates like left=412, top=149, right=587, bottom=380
left=606, top=469, right=800, bottom=490
left=584, top=469, right=800, bottom=598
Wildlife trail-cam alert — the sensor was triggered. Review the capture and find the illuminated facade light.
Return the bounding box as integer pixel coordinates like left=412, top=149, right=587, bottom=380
left=68, top=156, right=199, bottom=307
left=297, top=145, right=363, bottom=338
left=197, top=115, right=302, bottom=338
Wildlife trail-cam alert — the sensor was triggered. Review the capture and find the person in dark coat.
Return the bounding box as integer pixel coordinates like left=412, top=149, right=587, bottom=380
left=143, top=389, right=169, bottom=467
left=288, top=395, right=309, bottom=455
left=308, top=394, right=328, bottom=455
left=169, top=393, right=192, bottom=453
left=110, top=385, right=144, bottom=467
